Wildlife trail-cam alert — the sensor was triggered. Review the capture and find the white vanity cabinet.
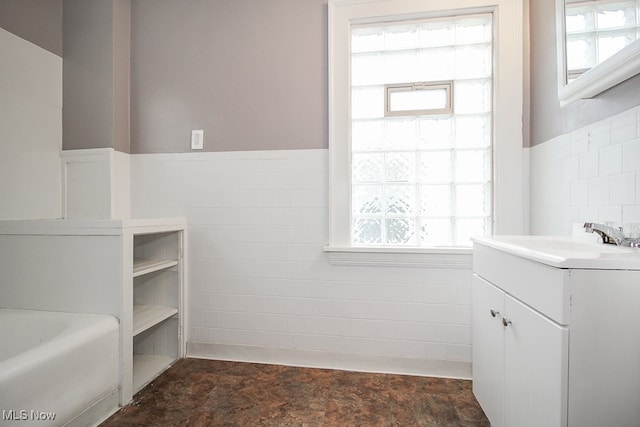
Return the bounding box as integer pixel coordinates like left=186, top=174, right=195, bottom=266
left=473, top=238, right=640, bottom=427
left=473, top=275, right=568, bottom=427
left=471, top=276, right=505, bottom=425
left=502, top=292, right=568, bottom=427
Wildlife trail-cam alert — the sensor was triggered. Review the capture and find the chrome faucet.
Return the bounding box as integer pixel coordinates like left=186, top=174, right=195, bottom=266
left=583, top=222, right=640, bottom=247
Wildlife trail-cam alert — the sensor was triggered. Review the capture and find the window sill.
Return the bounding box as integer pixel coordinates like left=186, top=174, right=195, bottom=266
left=323, top=246, right=472, bottom=269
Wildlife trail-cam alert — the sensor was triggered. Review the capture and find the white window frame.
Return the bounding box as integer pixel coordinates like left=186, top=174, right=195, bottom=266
left=325, top=0, right=526, bottom=266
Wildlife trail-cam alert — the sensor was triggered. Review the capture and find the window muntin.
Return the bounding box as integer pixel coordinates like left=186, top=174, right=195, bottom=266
left=350, top=14, right=493, bottom=248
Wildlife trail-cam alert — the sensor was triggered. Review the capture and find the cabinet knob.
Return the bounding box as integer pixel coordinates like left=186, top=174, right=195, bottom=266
left=490, top=309, right=500, bottom=318
left=502, top=317, right=512, bottom=327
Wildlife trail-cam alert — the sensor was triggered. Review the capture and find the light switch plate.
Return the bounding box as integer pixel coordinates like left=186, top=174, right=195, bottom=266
left=191, top=130, right=204, bottom=150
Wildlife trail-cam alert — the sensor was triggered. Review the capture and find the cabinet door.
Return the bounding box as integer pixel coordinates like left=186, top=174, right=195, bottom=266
left=504, top=295, right=568, bottom=427
left=472, top=275, right=505, bottom=427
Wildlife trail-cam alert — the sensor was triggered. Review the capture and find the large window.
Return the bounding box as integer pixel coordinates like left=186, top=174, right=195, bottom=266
left=350, top=15, right=493, bottom=247
left=327, top=0, right=524, bottom=257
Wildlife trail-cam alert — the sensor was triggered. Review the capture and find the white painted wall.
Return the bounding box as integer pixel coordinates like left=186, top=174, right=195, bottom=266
left=0, top=28, right=62, bottom=219
left=131, top=149, right=473, bottom=378
left=530, top=105, right=640, bottom=234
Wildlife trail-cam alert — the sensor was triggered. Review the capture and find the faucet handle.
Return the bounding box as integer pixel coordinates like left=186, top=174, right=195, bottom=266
left=604, top=221, right=623, bottom=232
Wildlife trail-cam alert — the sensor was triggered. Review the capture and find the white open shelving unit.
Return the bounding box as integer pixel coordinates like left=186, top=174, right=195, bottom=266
left=0, top=217, right=187, bottom=406
left=0, top=218, right=187, bottom=405
left=130, top=222, right=185, bottom=396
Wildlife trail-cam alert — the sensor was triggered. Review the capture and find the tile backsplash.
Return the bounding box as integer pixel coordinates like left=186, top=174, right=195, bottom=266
left=530, top=105, right=640, bottom=235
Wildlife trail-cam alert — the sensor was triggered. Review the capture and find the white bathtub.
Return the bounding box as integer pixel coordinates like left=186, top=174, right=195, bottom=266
left=0, top=309, right=119, bottom=426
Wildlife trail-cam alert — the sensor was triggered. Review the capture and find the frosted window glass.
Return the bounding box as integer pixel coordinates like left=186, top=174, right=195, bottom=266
left=385, top=185, right=416, bottom=215
left=454, top=80, right=491, bottom=114
left=455, top=17, right=492, bottom=45
left=567, top=36, right=596, bottom=69
left=420, top=219, right=452, bottom=246
left=566, top=7, right=594, bottom=33
left=419, top=151, right=451, bottom=183
left=417, top=48, right=455, bottom=80
left=385, top=25, right=419, bottom=50
left=598, top=33, right=635, bottom=62
left=419, top=21, right=455, bottom=47
left=456, top=150, right=488, bottom=182
left=455, top=116, right=490, bottom=148
left=596, top=4, right=635, bottom=29
left=352, top=27, right=384, bottom=53
left=455, top=45, right=492, bottom=79
left=385, top=152, right=415, bottom=182
left=353, top=218, right=382, bottom=245
left=352, top=185, right=382, bottom=214
left=352, top=120, right=384, bottom=151
left=386, top=218, right=417, bottom=245
left=456, top=184, right=488, bottom=216
left=419, top=118, right=453, bottom=149
left=350, top=13, right=493, bottom=247
left=352, top=86, right=384, bottom=119
left=420, top=185, right=451, bottom=216
left=352, top=53, right=385, bottom=86
left=384, top=118, right=418, bottom=150
left=384, top=51, right=420, bottom=84
left=352, top=153, right=384, bottom=182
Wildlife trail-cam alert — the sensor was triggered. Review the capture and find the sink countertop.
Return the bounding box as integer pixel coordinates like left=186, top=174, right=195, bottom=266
left=473, top=235, right=640, bottom=270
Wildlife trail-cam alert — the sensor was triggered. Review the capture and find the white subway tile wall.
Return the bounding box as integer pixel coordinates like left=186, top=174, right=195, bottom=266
left=530, top=105, right=640, bottom=234
left=131, top=150, right=472, bottom=367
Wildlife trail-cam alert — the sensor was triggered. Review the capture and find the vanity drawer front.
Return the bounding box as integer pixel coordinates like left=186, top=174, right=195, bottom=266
left=473, top=243, right=571, bottom=325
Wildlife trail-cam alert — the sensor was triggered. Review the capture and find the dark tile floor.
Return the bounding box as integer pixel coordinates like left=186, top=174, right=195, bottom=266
left=100, top=358, right=489, bottom=426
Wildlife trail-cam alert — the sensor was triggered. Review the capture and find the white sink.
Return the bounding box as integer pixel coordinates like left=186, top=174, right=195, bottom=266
left=473, top=235, right=640, bottom=270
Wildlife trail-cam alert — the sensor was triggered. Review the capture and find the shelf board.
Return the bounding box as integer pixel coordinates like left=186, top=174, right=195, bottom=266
left=133, top=354, right=175, bottom=392
left=133, top=258, right=178, bottom=277
left=133, top=305, right=178, bottom=336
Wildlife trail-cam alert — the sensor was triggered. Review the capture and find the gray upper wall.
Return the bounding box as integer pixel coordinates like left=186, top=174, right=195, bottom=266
left=133, top=0, right=638, bottom=152
left=529, top=0, right=640, bottom=146
left=63, top=0, right=131, bottom=152
left=0, top=0, right=63, bottom=56
left=2, top=0, right=639, bottom=152
left=130, top=0, right=328, bottom=153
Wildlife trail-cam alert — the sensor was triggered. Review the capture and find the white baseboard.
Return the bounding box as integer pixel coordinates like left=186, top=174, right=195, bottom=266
left=187, top=342, right=472, bottom=380
left=63, top=388, right=119, bottom=427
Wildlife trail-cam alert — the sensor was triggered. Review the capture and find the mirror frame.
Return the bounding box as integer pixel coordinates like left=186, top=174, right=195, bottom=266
left=556, top=0, right=640, bottom=105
